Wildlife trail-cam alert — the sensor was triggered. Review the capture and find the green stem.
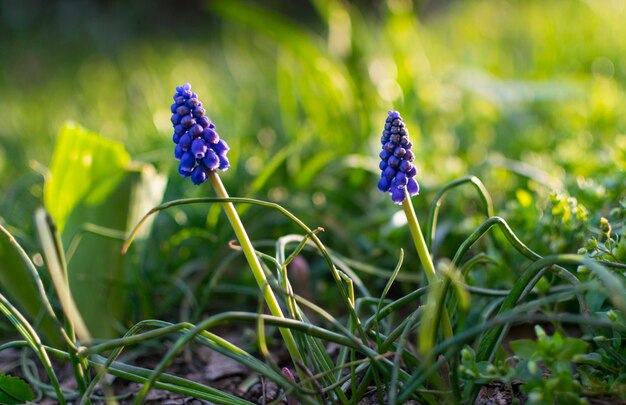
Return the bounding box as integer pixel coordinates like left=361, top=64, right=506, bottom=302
left=402, top=194, right=437, bottom=285
left=207, top=172, right=304, bottom=367
left=402, top=192, right=455, bottom=400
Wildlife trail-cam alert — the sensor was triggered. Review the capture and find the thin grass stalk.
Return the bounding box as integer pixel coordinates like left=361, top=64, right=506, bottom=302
left=0, top=224, right=70, bottom=345
left=0, top=293, right=66, bottom=404
left=374, top=249, right=404, bottom=351
left=425, top=176, right=494, bottom=249
left=122, top=196, right=371, bottom=346
left=80, top=319, right=319, bottom=404
left=234, top=242, right=349, bottom=402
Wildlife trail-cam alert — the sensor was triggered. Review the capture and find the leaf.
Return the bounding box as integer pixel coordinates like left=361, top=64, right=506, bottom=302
left=557, top=338, right=589, bottom=361
left=44, top=123, right=166, bottom=338
left=62, top=164, right=166, bottom=338
left=509, top=339, right=538, bottom=360
left=0, top=374, right=34, bottom=404
left=44, top=122, right=131, bottom=233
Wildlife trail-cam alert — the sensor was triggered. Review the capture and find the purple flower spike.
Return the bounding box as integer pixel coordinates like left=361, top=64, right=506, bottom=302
left=377, top=110, right=418, bottom=204
left=169, top=83, right=230, bottom=182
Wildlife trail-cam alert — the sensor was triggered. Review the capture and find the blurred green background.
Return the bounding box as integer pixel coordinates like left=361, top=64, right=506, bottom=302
left=1, top=0, right=625, bottom=329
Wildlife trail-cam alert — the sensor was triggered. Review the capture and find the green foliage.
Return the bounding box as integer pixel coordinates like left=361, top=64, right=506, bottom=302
left=43, top=123, right=166, bottom=338
left=510, top=326, right=589, bottom=405
left=0, top=373, right=34, bottom=404
left=1, top=0, right=626, bottom=403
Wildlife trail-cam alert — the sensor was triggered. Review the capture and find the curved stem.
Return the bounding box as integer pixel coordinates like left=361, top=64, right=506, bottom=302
left=206, top=172, right=303, bottom=366
left=426, top=176, right=494, bottom=249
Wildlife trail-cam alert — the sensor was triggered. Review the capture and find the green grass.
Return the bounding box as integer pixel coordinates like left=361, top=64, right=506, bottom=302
left=0, top=0, right=625, bottom=403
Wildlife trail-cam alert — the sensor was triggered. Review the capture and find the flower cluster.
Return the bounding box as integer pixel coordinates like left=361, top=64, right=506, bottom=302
left=171, top=83, right=230, bottom=185
left=377, top=110, right=419, bottom=204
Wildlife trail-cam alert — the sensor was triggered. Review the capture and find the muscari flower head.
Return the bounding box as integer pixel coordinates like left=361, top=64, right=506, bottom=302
left=170, top=83, right=230, bottom=185
left=377, top=110, right=419, bottom=204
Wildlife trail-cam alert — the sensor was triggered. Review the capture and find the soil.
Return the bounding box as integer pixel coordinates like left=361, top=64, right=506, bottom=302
left=1, top=331, right=624, bottom=404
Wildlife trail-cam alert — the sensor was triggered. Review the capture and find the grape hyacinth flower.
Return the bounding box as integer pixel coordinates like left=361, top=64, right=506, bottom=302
left=170, top=83, right=230, bottom=185
left=140, top=83, right=306, bottom=382
left=377, top=110, right=419, bottom=204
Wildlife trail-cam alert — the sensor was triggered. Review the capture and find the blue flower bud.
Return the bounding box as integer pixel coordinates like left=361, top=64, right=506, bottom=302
left=202, top=128, right=219, bottom=144
left=395, top=171, right=407, bottom=185
left=378, top=177, right=391, bottom=192
left=191, top=138, right=208, bottom=159
left=399, top=160, right=412, bottom=173
left=176, top=105, right=190, bottom=116
left=203, top=149, right=220, bottom=170
left=218, top=155, right=230, bottom=170
left=383, top=166, right=396, bottom=180
left=407, top=178, right=419, bottom=195
left=191, top=166, right=207, bottom=185
left=172, top=133, right=181, bottom=144
left=187, top=98, right=200, bottom=108
left=180, top=151, right=195, bottom=171
left=189, top=124, right=203, bottom=138
left=391, top=187, right=405, bottom=204
left=193, top=107, right=206, bottom=118
left=407, top=165, right=417, bottom=178
left=171, top=114, right=181, bottom=125
left=181, top=115, right=195, bottom=128
left=394, top=147, right=406, bottom=158
left=378, top=110, right=418, bottom=203
left=174, top=143, right=184, bottom=160
left=178, top=164, right=192, bottom=177
left=171, top=103, right=178, bottom=113
left=174, top=124, right=185, bottom=135
left=213, top=139, right=230, bottom=156
left=196, top=116, right=211, bottom=128
left=179, top=133, right=192, bottom=150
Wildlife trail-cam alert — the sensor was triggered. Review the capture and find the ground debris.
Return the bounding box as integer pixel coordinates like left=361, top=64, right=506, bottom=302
left=475, top=381, right=526, bottom=405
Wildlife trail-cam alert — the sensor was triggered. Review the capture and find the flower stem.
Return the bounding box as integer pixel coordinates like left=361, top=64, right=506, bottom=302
left=402, top=193, right=437, bottom=285
left=207, top=171, right=304, bottom=366
left=402, top=191, right=454, bottom=344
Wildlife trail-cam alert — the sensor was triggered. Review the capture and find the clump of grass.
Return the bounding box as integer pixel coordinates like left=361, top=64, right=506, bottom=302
left=1, top=101, right=624, bottom=403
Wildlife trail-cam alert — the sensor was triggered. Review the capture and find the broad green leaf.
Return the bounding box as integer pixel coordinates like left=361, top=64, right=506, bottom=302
left=0, top=225, right=62, bottom=346
left=509, top=339, right=538, bottom=360
left=62, top=164, right=165, bottom=337
left=44, top=123, right=166, bottom=338
left=45, top=122, right=131, bottom=233
left=0, top=374, right=35, bottom=404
